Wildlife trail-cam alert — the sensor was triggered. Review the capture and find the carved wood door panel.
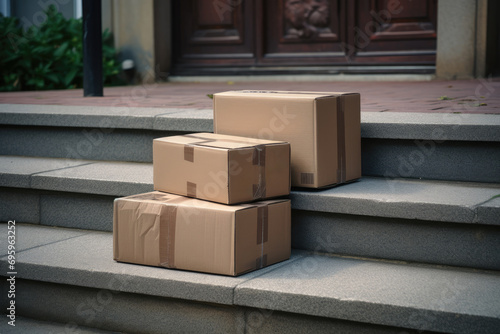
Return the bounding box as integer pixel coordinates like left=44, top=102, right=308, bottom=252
left=172, top=0, right=256, bottom=69
left=172, top=0, right=437, bottom=74
left=352, top=0, right=438, bottom=64
left=262, top=0, right=348, bottom=65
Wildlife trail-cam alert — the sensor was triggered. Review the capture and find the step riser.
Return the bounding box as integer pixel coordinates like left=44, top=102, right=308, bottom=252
left=292, top=210, right=500, bottom=271
left=5, top=279, right=431, bottom=334
left=1, top=188, right=115, bottom=231
left=3, top=125, right=498, bottom=183
left=4, top=186, right=498, bottom=270
left=362, top=138, right=500, bottom=183
left=0, top=125, right=182, bottom=163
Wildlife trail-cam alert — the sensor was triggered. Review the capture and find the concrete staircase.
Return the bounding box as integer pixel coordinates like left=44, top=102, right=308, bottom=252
left=1, top=103, right=500, bottom=333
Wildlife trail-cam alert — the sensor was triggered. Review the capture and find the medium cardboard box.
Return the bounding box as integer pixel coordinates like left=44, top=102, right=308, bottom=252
left=113, top=191, right=291, bottom=276
left=213, top=90, right=361, bottom=188
left=153, top=132, right=290, bottom=204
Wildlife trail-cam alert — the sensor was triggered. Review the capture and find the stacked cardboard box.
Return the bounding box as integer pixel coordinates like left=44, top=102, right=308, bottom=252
left=113, top=192, right=290, bottom=276
left=114, top=133, right=292, bottom=276
left=213, top=91, right=361, bottom=188
left=153, top=133, right=291, bottom=204
left=114, top=90, right=360, bottom=276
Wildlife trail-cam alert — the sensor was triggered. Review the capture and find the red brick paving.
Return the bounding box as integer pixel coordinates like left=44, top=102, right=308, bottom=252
left=0, top=78, right=499, bottom=114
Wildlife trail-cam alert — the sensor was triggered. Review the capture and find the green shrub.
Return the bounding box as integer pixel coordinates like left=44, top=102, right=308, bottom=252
left=0, top=5, right=123, bottom=91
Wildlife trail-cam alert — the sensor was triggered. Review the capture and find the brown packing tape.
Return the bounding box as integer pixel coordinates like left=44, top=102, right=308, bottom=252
left=256, top=205, right=269, bottom=245
left=255, top=254, right=268, bottom=269
left=184, top=145, right=194, bottom=162
left=240, top=90, right=355, bottom=97
left=159, top=205, right=177, bottom=268
left=252, top=145, right=267, bottom=199
left=184, top=134, right=270, bottom=147
left=158, top=196, right=194, bottom=268
left=124, top=192, right=173, bottom=202
left=337, top=96, right=346, bottom=183
left=242, top=90, right=328, bottom=95
left=252, top=145, right=266, bottom=166
left=184, top=134, right=215, bottom=141
left=183, top=138, right=242, bottom=162
left=186, top=182, right=197, bottom=198
left=256, top=204, right=269, bottom=269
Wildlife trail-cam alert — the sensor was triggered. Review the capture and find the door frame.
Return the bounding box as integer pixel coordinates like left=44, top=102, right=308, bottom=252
left=152, top=0, right=492, bottom=78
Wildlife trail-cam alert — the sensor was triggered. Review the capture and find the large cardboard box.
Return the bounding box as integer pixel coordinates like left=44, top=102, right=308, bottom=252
left=153, top=132, right=290, bottom=204
left=113, top=192, right=291, bottom=276
left=213, top=90, right=361, bottom=188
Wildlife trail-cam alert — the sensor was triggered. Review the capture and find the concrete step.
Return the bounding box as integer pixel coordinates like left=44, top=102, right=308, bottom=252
left=0, top=316, right=122, bottom=334
left=1, top=104, right=499, bottom=183
left=1, top=156, right=499, bottom=270
left=1, top=224, right=499, bottom=334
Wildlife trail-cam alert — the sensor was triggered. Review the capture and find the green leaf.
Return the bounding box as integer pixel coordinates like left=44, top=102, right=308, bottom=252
left=63, top=67, right=79, bottom=87
left=54, top=42, right=69, bottom=57
left=46, top=73, right=60, bottom=84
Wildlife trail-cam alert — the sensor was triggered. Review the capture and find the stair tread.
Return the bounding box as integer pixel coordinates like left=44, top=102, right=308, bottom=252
left=0, top=224, right=295, bottom=306
left=0, top=104, right=213, bottom=131
left=1, top=155, right=499, bottom=225
left=291, top=177, right=500, bottom=225
left=2, top=223, right=499, bottom=333
left=1, top=104, right=499, bottom=141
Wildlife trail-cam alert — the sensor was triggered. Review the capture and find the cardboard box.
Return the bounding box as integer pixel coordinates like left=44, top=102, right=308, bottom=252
left=153, top=132, right=290, bottom=204
left=113, top=191, right=291, bottom=276
left=213, top=90, right=361, bottom=188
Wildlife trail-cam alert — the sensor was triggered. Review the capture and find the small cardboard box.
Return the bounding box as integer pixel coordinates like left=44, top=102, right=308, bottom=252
left=213, top=90, right=361, bottom=188
left=153, top=132, right=290, bottom=204
left=113, top=192, right=291, bottom=276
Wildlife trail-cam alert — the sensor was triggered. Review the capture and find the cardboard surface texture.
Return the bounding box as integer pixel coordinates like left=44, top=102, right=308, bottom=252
left=113, top=191, right=291, bottom=276
left=213, top=90, right=361, bottom=188
left=153, top=132, right=290, bottom=204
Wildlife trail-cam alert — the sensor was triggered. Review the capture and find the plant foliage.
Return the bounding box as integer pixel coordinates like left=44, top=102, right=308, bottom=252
left=0, top=5, right=122, bottom=91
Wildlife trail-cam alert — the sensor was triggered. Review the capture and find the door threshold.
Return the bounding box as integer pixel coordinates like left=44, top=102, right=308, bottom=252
left=168, top=73, right=436, bottom=83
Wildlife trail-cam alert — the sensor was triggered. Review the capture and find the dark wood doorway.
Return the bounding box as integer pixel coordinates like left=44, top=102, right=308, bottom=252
left=172, top=0, right=437, bottom=75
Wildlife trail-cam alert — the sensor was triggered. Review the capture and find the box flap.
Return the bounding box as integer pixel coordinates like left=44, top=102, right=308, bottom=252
left=154, top=132, right=287, bottom=150
left=215, top=90, right=358, bottom=99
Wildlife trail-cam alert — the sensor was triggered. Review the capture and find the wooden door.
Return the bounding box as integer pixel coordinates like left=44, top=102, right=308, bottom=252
left=171, top=0, right=438, bottom=75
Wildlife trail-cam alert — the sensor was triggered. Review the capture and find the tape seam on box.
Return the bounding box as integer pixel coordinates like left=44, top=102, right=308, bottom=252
left=159, top=206, right=177, bottom=269
left=256, top=204, right=268, bottom=269
left=186, top=182, right=197, bottom=197
left=337, top=96, right=346, bottom=183
left=256, top=205, right=269, bottom=244
left=252, top=145, right=267, bottom=199
left=256, top=254, right=268, bottom=269
left=184, top=134, right=279, bottom=147
left=184, top=145, right=194, bottom=162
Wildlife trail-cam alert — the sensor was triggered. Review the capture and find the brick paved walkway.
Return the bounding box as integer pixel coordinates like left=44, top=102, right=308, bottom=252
left=0, top=78, right=499, bottom=114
